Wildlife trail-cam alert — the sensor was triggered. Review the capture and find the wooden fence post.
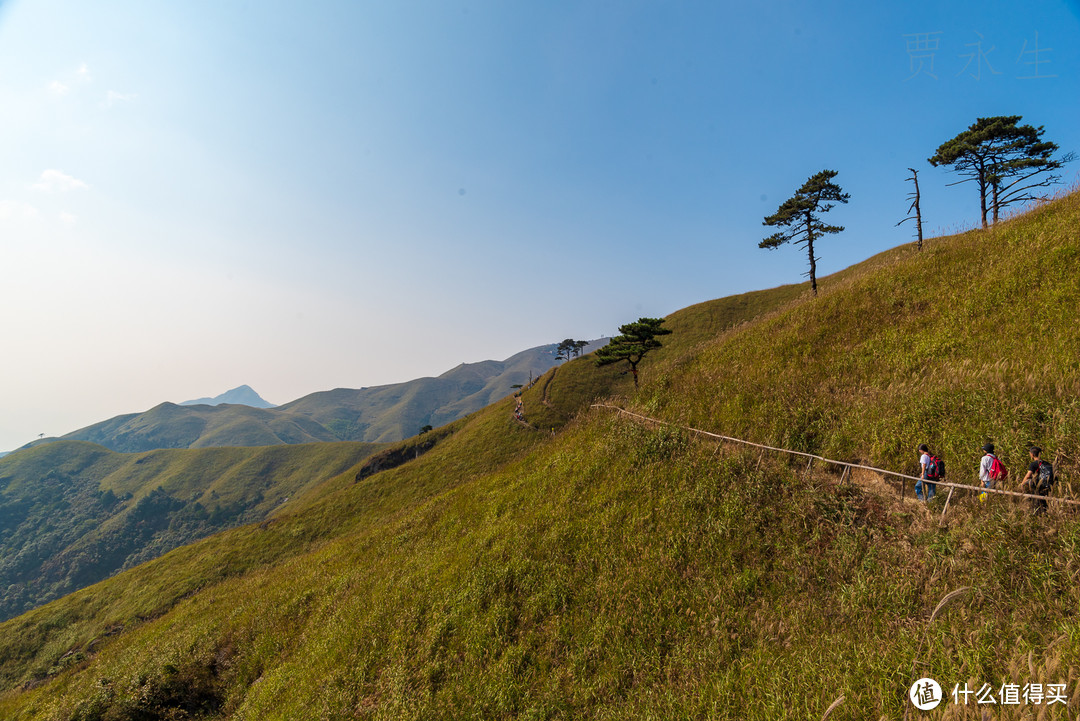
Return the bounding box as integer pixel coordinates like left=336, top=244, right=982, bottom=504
left=940, top=487, right=955, bottom=523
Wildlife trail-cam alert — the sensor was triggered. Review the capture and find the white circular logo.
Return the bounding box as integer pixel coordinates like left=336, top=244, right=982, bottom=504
left=909, top=677, right=943, bottom=710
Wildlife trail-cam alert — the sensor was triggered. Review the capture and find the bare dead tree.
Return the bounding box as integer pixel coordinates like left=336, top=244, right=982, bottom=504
left=897, top=167, right=924, bottom=251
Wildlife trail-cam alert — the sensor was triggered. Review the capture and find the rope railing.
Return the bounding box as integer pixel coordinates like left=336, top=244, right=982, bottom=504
left=592, top=404, right=1080, bottom=508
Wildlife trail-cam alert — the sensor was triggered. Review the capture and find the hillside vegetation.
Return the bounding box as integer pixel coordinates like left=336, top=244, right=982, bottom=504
left=2, top=193, right=1080, bottom=719
left=0, top=441, right=381, bottom=622
left=641, top=191, right=1080, bottom=477
left=48, top=403, right=338, bottom=452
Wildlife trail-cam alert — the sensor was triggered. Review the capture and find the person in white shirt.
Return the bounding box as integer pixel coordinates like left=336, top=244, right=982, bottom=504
left=979, top=443, right=1001, bottom=502
left=916, top=443, right=936, bottom=501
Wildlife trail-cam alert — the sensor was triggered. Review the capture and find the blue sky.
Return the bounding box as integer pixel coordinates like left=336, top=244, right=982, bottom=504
left=1, top=0, right=1078, bottom=450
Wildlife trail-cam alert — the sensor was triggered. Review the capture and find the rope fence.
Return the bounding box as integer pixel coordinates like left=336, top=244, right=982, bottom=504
left=592, top=404, right=1080, bottom=509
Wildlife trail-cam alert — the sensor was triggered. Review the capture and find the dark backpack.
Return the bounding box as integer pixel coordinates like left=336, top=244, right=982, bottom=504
left=925, top=455, right=945, bottom=480
left=1036, top=461, right=1054, bottom=493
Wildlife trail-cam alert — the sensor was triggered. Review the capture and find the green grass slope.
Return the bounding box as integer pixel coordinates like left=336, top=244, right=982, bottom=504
left=520, top=282, right=807, bottom=432
left=3, top=194, right=1080, bottom=719
left=640, top=190, right=1080, bottom=478
left=0, top=440, right=381, bottom=622
left=53, top=403, right=338, bottom=452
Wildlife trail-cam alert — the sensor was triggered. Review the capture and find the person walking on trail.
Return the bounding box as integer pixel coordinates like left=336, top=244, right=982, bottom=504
left=916, top=443, right=942, bottom=501
left=979, top=443, right=1008, bottom=502
left=1019, top=446, right=1054, bottom=516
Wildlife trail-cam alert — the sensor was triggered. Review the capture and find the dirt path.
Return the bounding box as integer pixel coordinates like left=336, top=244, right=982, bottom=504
left=540, top=366, right=557, bottom=408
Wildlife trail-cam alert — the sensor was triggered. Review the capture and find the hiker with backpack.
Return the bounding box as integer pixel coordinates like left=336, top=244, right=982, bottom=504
left=916, top=444, right=943, bottom=501
left=979, top=443, right=1008, bottom=502
left=1019, top=446, right=1054, bottom=515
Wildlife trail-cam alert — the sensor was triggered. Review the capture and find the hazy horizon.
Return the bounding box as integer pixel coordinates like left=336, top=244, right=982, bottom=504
left=2, top=0, right=1078, bottom=451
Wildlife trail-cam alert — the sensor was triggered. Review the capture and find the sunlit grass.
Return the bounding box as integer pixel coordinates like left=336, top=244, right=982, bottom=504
left=2, top=193, right=1080, bottom=719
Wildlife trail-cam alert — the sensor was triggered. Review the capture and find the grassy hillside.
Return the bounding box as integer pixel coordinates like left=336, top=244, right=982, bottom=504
left=0, top=440, right=381, bottom=622
left=52, top=403, right=338, bottom=452
left=3, top=193, right=1080, bottom=719
left=520, top=283, right=808, bottom=433
left=640, top=190, right=1080, bottom=479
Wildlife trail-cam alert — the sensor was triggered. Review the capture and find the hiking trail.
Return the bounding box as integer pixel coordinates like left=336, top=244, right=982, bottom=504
left=540, top=366, right=557, bottom=409
left=593, top=404, right=1080, bottom=510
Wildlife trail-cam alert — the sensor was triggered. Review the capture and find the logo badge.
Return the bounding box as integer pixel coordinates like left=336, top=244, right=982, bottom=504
left=909, top=677, right=943, bottom=710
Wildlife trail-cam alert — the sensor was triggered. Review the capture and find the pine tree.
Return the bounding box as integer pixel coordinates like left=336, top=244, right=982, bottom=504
left=594, top=318, right=671, bottom=387
left=555, top=339, right=576, bottom=362
left=760, top=170, right=849, bottom=296
left=929, top=116, right=1073, bottom=227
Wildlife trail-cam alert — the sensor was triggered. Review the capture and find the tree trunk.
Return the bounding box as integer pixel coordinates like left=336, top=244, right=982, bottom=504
left=805, top=210, right=817, bottom=295
left=992, top=182, right=1000, bottom=224
left=978, top=166, right=988, bottom=228
left=912, top=169, right=923, bottom=251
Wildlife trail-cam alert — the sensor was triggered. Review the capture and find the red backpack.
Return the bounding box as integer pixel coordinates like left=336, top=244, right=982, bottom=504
left=925, top=455, right=945, bottom=480
left=987, top=455, right=1008, bottom=481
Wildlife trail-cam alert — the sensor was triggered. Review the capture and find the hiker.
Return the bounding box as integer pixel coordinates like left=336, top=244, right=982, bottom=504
left=916, top=444, right=942, bottom=501
left=1019, top=446, right=1054, bottom=515
left=978, top=443, right=1007, bottom=502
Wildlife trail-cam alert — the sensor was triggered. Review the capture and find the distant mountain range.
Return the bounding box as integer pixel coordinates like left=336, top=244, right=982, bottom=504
left=180, top=384, right=276, bottom=408
left=32, top=340, right=607, bottom=453
left=0, top=338, right=605, bottom=621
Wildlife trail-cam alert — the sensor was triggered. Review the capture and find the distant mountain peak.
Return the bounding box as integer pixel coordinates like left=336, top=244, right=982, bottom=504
left=180, top=385, right=276, bottom=408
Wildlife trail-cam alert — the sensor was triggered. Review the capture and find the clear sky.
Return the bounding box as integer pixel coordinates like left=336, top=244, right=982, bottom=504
left=1, top=0, right=1078, bottom=451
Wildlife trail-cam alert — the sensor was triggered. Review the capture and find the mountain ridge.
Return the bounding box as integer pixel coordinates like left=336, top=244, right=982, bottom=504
left=179, top=385, right=276, bottom=408
left=29, top=340, right=605, bottom=453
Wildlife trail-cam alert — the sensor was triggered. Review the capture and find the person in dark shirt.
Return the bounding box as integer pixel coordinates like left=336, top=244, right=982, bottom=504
left=1019, top=446, right=1054, bottom=516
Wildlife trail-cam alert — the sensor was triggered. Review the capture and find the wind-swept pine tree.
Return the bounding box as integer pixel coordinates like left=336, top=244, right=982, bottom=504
left=760, top=170, right=849, bottom=296
left=928, top=116, right=1073, bottom=227
left=594, top=318, right=671, bottom=387
left=556, top=339, right=576, bottom=363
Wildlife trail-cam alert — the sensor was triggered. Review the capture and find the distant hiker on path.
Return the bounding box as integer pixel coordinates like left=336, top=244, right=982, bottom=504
left=1019, top=446, right=1054, bottom=515
left=916, top=443, right=941, bottom=501
left=979, top=443, right=1008, bottom=502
